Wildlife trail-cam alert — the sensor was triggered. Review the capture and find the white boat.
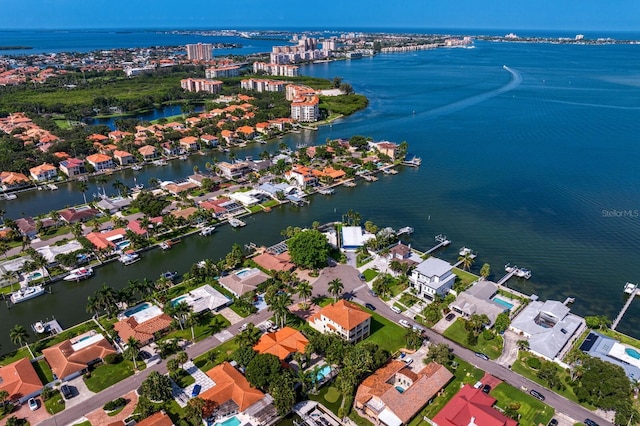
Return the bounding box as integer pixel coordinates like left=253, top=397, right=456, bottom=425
left=228, top=217, right=246, bottom=228
left=32, top=321, right=47, bottom=334
left=160, top=241, right=172, bottom=250
left=317, top=187, right=334, bottom=195
left=160, top=271, right=178, bottom=281
left=200, top=226, right=216, bottom=236
left=516, top=268, right=532, bottom=279
left=63, top=267, right=93, bottom=281
left=179, top=155, right=188, bottom=160
left=153, top=159, right=168, bottom=166
left=11, top=285, right=46, bottom=304
left=119, top=252, right=140, bottom=265
left=1, top=193, right=17, bottom=200
left=459, top=247, right=476, bottom=257
left=131, top=165, right=143, bottom=171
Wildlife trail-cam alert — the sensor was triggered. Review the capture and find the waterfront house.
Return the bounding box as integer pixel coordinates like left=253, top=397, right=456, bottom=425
left=253, top=326, right=309, bottom=361
left=113, top=150, right=135, bottom=166
left=201, top=362, right=276, bottom=423
left=42, top=332, right=117, bottom=382
left=59, top=157, right=86, bottom=177
left=135, top=411, right=174, bottom=426
left=59, top=207, right=100, bottom=224
left=29, top=163, right=57, bottom=182
left=161, top=142, right=181, bottom=156
left=200, top=134, right=219, bottom=147
left=253, top=250, right=295, bottom=273
left=218, top=268, right=270, bottom=296
left=199, top=197, right=244, bottom=218
left=509, top=299, right=583, bottom=361
left=236, top=125, right=256, bottom=139
left=432, top=384, right=518, bottom=426
left=163, top=181, right=198, bottom=195
left=179, top=136, right=200, bottom=151
left=286, top=165, right=319, bottom=189
left=86, top=153, right=114, bottom=171
left=355, top=361, right=453, bottom=426
left=0, top=171, right=30, bottom=190
left=85, top=228, right=127, bottom=250
left=0, top=358, right=43, bottom=403
left=580, top=331, right=640, bottom=380
left=172, top=285, right=230, bottom=313
left=15, top=217, right=38, bottom=239
left=217, top=161, right=251, bottom=180
left=138, top=145, right=158, bottom=161
left=113, top=307, right=173, bottom=346
left=450, top=281, right=509, bottom=327
left=220, top=129, right=235, bottom=144
left=96, top=196, right=132, bottom=214
left=409, top=257, right=456, bottom=301
left=341, top=226, right=375, bottom=251
left=308, top=300, right=372, bottom=343
left=370, top=141, right=398, bottom=159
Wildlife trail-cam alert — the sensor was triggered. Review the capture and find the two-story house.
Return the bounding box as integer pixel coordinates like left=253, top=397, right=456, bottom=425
left=409, top=257, right=456, bottom=301
left=29, top=163, right=58, bottom=182
left=308, top=300, right=371, bottom=343
left=59, top=158, right=86, bottom=177
left=86, top=153, right=114, bottom=171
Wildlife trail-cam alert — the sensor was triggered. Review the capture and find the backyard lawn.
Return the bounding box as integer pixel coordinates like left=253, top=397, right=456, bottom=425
left=162, top=313, right=230, bottom=342
left=365, top=313, right=408, bottom=353
left=84, top=360, right=137, bottom=393
left=490, top=383, right=555, bottom=426
left=44, top=390, right=65, bottom=414
left=452, top=268, right=478, bottom=290
left=362, top=268, right=379, bottom=282
left=511, top=352, right=582, bottom=404
left=443, top=319, right=503, bottom=359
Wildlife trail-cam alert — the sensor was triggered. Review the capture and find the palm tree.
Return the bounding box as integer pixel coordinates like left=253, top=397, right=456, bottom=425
left=112, top=179, right=128, bottom=197
left=125, top=336, right=140, bottom=370
left=0, top=241, right=9, bottom=259
left=236, top=323, right=262, bottom=347
left=328, top=278, right=344, bottom=302
left=77, top=180, right=88, bottom=205
left=176, top=351, right=189, bottom=369
left=10, top=324, right=33, bottom=359
left=458, top=253, right=475, bottom=271
left=169, top=301, right=191, bottom=330
left=297, top=280, right=312, bottom=308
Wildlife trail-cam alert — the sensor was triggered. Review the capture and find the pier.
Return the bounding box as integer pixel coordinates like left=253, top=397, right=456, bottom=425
left=425, top=234, right=451, bottom=254
left=397, top=226, right=414, bottom=236
left=612, top=283, right=639, bottom=331
left=497, top=270, right=516, bottom=286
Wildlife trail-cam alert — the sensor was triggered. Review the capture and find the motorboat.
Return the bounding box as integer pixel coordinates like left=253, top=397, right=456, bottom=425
left=228, top=217, right=246, bottom=228
left=11, top=285, right=46, bottom=304
left=160, top=241, right=172, bottom=250
left=160, top=271, right=178, bottom=281
left=200, top=226, right=216, bottom=236
left=63, top=267, right=94, bottom=281
left=119, top=252, right=140, bottom=265
left=131, top=165, right=143, bottom=171
left=32, top=321, right=47, bottom=334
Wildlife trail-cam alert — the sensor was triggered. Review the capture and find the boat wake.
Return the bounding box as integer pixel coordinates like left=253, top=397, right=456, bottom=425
left=419, top=65, right=523, bottom=119
left=543, top=99, right=640, bottom=110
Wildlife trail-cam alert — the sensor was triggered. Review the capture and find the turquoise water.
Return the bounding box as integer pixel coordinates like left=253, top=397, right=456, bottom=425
left=115, top=240, right=131, bottom=250
left=625, top=348, right=640, bottom=359
left=171, top=296, right=188, bottom=306
left=123, top=303, right=150, bottom=317
left=395, top=386, right=405, bottom=393
left=235, top=268, right=254, bottom=278
left=76, top=334, right=93, bottom=343
left=492, top=297, right=514, bottom=310
left=215, top=416, right=241, bottom=426
left=316, top=365, right=332, bottom=381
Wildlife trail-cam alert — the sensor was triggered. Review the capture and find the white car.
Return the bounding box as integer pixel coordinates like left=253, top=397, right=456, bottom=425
left=399, top=319, right=410, bottom=328
left=391, top=306, right=402, bottom=314
left=404, top=357, right=413, bottom=365
left=28, top=397, right=38, bottom=411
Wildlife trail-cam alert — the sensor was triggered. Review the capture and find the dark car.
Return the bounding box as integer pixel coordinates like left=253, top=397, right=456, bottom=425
left=475, top=352, right=489, bottom=361
left=60, top=384, right=73, bottom=400
left=359, top=274, right=366, bottom=281
left=548, top=419, right=558, bottom=426
left=445, top=313, right=456, bottom=321
left=365, top=303, right=376, bottom=311
left=584, top=420, right=599, bottom=426
left=482, top=384, right=491, bottom=394
left=529, top=389, right=545, bottom=401
left=191, top=384, right=201, bottom=397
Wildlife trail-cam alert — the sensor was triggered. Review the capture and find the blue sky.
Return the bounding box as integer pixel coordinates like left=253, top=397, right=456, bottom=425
left=2, top=0, right=639, bottom=32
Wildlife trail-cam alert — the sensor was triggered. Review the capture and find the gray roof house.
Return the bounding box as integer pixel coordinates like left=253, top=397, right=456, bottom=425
left=409, top=257, right=456, bottom=300
left=510, top=300, right=583, bottom=361
left=580, top=331, right=640, bottom=381
left=450, top=281, right=507, bottom=326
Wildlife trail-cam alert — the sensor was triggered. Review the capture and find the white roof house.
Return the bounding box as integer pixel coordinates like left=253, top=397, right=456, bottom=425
left=341, top=226, right=375, bottom=251
left=410, top=257, right=456, bottom=300
left=510, top=300, right=584, bottom=361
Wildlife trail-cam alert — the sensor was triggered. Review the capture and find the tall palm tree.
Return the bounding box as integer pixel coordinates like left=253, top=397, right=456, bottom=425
left=236, top=323, right=261, bottom=347
left=112, top=180, right=128, bottom=197
left=328, top=278, right=344, bottom=302
left=458, top=253, right=474, bottom=271
left=77, top=180, right=88, bottom=205
left=125, top=336, right=140, bottom=370
left=297, top=281, right=312, bottom=308
left=0, top=241, right=9, bottom=259
left=10, top=324, right=33, bottom=359
left=170, top=301, right=191, bottom=330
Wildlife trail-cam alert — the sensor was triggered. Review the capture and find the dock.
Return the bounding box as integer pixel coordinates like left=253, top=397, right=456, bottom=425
left=343, top=181, right=356, bottom=187
left=425, top=234, right=451, bottom=254
left=612, top=283, right=639, bottom=331
left=31, top=318, right=63, bottom=335
left=402, top=156, right=422, bottom=167
left=397, top=226, right=414, bottom=236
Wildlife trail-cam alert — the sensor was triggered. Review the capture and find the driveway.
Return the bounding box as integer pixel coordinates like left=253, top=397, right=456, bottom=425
left=85, top=390, right=138, bottom=425
left=219, top=306, right=243, bottom=325
left=0, top=397, right=50, bottom=426
left=63, top=375, right=95, bottom=409
left=496, top=330, right=520, bottom=367
left=311, top=264, right=362, bottom=300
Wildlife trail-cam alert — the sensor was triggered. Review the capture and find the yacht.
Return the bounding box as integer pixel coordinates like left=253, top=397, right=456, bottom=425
left=63, top=267, right=94, bottom=281
left=11, top=285, right=46, bottom=304
left=32, top=321, right=47, bottom=334
left=160, top=241, right=172, bottom=250
left=200, top=226, right=216, bottom=236
left=228, top=217, right=246, bottom=228
left=119, top=252, right=140, bottom=265
left=131, top=165, right=143, bottom=171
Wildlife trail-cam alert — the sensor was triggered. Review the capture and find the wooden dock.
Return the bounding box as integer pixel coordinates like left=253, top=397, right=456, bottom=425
left=497, top=270, right=517, bottom=286
left=425, top=234, right=450, bottom=254
left=397, top=226, right=414, bottom=236
left=612, top=285, right=639, bottom=331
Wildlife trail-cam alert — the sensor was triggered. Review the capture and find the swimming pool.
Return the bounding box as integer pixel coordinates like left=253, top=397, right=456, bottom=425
left=215, top=416, right=241, bottom=426
left=316, top=365, right=332, bottom=382
left=115, top=240, right=131, bottom=250
left=123, top=302, right=151, bottom=317
left=492, top=296, right=514, bottom=310
left=26, top=271, right=43, bottom=281
left=172, top=295, right=189, bottom=306
left=235, top=268, right=255, bottom=278
left=626, top=348, right=640, bottom=359
left=395, top=386, right=405, bottom=393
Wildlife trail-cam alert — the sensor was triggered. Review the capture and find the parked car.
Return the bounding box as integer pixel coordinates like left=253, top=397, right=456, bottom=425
left=584, top=420, right=599, bottom=426
left=482, top=384, right=491, bottom=394
left=445, top=313, right=456, bottom=321
left=359, top=274, right=366, bottom=281
left=473, top=381, right=483, bottom=389
left=391, top=306, right=402, bottom=314
left=239, top=323, right=249, bottom=331
left=369, top=289, right=377, bottom=297
left=192, top=384, right=201, bottom=397
left=404, top=357, right=413, bottom=365
left=548, top=419, right=558, bottom=426
left=474, top=352, right=490, bottom=361
left=60, top=384, right=73, bottom=399
left=529, top=389, right=545, bottom=401
left=28, top=397, right=38, bottom=411
left=399, top=319, right=410, bottom=328
left=365, top=303, right=376, bottom=311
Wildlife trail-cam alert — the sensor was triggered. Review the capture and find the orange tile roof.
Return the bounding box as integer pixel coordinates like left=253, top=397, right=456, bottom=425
left=113, top=150, right=133, bottom=158
left=309, top=300, right=371, bottom=331
left=0, top=358, right=43, bottom=401
left=86, top=153, right=112, bottom=164
left=201, top=362, right=264, bottom=411
left=29, top=163, right=57, bottom=175
left=236, top=125, right=255, bottom=135
left=136, top=411, right=174, bottom=426
left=253, top=326, right=308, bottom=360
left=0, top=171, right=30, bottom=185
left=42, top=335, right=116, bottom=380
left=114, top=313, right=173, bottom=344
left=85, top=228, right=127, bottom=250
left=252, top=251, right=295, bottom=272
left=138, top=145, right=157, bottom=156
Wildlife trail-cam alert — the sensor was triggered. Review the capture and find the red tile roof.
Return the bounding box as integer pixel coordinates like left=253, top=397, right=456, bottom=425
left=201, top=362, right=264, bottom=411
left=252, top=251, right=295, bottom=272
left=432, top=384, right=518, bottom=426
left=0, top=358, right=43, bottom=401
left=42, top=334, right=116, bottom=380
left=253, top=326, right=308, bottom=360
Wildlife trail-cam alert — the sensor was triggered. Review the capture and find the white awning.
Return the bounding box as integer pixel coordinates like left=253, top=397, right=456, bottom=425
left=379, top=408, right=402, bottom=426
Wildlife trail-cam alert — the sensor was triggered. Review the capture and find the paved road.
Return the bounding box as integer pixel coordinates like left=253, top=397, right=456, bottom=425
left=40, top=263, right=613, bottom=426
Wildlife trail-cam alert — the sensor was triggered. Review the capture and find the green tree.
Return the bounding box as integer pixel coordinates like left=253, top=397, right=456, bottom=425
left=167, top=357, right=180, bottom=379
left=270, top=372, right=297, bottom=415
left=458, top=252, right=475, bottom=271
left=236, top=323, right=262, bottom=347
left=125, top=336, right=140, bottom=370
left=424, top=343, right=453, bottom=366
left=287, top=229, right=330, bottom=270
left=140, top=371, right=173, bottom=402
left=245, top=353, right=282, bottom=391
left=231, top=346, right=257, bottom=368
left=480, top=263, right=491, bottom=279
left=493, top=312, right=510, bottom=334
left=296, top=280, right=313, bottom=308
left=517, top=339, right=530, bottom=351
left=9, top=324, right=33, bottom=359
left=404, top=328, right=423, bottom=350
left=328, top=278, right=344, bottom=302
